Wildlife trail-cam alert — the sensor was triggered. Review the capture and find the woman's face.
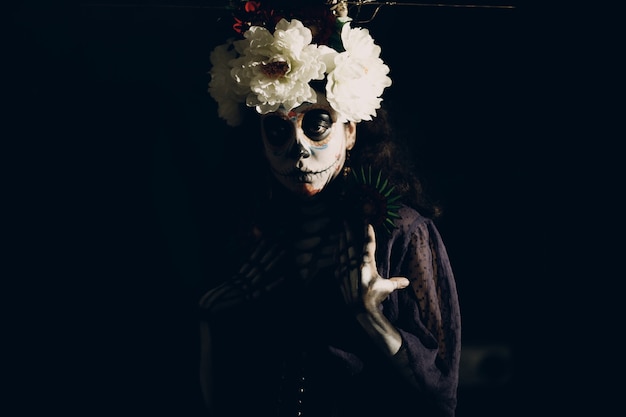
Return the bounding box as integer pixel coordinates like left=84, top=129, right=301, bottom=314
left=260, top=94, right=356, bottom=198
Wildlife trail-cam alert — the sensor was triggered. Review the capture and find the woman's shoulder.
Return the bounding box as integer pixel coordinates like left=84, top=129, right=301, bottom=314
left=395, top=204, right=435, bottom=232
left=385, top=204, right=451, bottom=265
left=385, top=203, right=449, bottom=250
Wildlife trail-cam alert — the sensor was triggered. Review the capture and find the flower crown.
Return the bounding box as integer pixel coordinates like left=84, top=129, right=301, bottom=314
left=208, top=1, right=392, bottom=126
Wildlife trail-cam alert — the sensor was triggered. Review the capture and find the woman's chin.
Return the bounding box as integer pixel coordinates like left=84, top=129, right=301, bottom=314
left=281, top=180, right=323, bottom=198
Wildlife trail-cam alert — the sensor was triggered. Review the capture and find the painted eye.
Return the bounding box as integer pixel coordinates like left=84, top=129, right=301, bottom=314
left=262, top=115, right=294, bottom=147
left=302, top=109, right=333, bottom=142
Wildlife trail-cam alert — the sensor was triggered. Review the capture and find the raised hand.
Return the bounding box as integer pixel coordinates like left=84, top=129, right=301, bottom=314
left=337, top=222, right=409, bottom=355
left=337, top=222, right=409, bottom=311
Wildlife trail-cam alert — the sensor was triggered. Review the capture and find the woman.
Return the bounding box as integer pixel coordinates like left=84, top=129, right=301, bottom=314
left=198, top=2, right=461, bottom=416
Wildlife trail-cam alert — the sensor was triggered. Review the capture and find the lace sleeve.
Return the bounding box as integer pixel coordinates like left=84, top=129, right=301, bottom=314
left=380, top=206, right=461, bottom=416
left=403, top=218, right=460, bottom=367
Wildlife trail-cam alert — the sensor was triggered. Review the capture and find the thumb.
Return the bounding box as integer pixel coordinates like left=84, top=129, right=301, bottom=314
left=388, top=277, right=410, bottom=291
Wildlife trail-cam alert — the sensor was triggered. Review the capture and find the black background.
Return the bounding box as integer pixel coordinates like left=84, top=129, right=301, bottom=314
left=9, top=1, right=597, bottom=416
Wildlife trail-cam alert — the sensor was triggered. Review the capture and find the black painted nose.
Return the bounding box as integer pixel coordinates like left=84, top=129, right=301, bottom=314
left=290, top=142, right=310, bottom=159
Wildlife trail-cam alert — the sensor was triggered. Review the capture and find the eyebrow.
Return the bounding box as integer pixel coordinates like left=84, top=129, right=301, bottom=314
left=265, top=105, right=336, bottom=123
left=292, top=104, right=337, bottom=122
left=295, top=102, right=332, bottom=112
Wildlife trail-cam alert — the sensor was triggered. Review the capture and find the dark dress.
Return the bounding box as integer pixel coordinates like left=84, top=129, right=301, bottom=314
left=201, top=185, right=461, bottom=417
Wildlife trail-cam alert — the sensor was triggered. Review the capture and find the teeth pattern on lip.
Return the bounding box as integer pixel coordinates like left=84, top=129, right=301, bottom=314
left=276, top=158, right=339, bottom=181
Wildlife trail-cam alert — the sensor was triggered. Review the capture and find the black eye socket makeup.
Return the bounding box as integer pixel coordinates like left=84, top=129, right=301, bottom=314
left=261, top=115, right=294, bottom=147
left=262, top=107, right=335, bottom=148
left=301, top=109, right=333, bottom=142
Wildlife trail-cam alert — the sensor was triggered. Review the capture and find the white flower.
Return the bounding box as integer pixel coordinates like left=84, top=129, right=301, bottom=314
left=207, top=18, right=391, bottom=126
left=207, top=39, right=245, bottom=126
left=231, top=19, right=329, bottom=115
left=326, top=23, right=392, bottom=122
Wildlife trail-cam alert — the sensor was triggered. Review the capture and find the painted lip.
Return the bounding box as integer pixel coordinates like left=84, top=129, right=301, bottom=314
left=274, top=160, right=338, bottom=184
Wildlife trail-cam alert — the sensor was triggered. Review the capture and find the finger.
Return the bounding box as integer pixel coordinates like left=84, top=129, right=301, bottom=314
left=250, top=245, right=285, bottom=284
left=362, top=224, right=377, bottom=267
left=368, top=277, right=411, bottom=306
left=238, top=239, right=270, bottom=276
left=389, top=277, right=410, bottom=290
left=360, top=224, right=377, bottom=287
left=374, top=277, right=408, bottom=295
left=199, top=281, right=241, bottom=312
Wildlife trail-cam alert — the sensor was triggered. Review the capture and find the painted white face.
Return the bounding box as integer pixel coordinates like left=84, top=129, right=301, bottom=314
left=261, top=95, right=355, bottom=198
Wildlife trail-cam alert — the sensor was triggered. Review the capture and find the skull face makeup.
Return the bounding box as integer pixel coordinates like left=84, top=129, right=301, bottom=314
left=261, top=93, right=356, bottom=198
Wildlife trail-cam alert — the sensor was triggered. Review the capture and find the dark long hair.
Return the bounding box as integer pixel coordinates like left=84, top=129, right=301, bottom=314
left=350, top=106, right=442, bottom=220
